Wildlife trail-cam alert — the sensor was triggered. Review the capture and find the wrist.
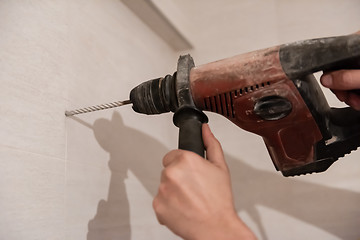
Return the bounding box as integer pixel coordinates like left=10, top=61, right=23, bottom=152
left=221, top=214, right=257, bottom=240
left=193, top=212, right=257, bottom=240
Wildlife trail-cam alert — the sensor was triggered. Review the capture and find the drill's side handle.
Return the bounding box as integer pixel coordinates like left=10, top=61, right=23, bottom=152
left=173, top=55, right=209, bottom=157
left=173, top=107, right=208, bottom=157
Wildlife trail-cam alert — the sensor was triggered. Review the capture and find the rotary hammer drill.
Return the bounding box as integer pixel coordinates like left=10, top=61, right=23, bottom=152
left=129, top=32, right=360, bottom=177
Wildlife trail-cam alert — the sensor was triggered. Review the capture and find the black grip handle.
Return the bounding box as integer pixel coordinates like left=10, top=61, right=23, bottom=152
left=173, top=107, right=208, bottom=157
left=329, top=107, right=360, bottom=126
left=280, top=33, right=360, bottom=79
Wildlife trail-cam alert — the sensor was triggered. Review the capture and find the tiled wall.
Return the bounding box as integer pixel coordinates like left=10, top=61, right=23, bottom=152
left=1, top=0, right=359, bottom=240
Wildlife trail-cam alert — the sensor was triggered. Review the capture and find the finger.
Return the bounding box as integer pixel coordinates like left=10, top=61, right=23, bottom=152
left=152, top=195, right=165, bottom=225
left=332, top=89, right=348, bottom=102
left=321, top=70, right=360, bottom=90
left=345, top=92, right=360, bottom=111
left=162, top=149, right=198, bottom=168
left=202, top=124, right=227, bottom=170
left=162, top=150, right=182, bottom=167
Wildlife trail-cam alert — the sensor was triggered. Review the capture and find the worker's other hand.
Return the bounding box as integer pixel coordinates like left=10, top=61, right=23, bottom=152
left=320, top=70, right=360, bottom=110
left=153, top=124, right=256, bottom=240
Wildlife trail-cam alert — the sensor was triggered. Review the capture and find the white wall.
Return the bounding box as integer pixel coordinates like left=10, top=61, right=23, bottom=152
left=1, top=0, right=178, bottom=239
left=0, top=1, right=359, bottom=240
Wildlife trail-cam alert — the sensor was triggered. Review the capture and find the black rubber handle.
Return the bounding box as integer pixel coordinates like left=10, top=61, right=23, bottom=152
left=329, top=107, right=360, bottom=126
left=173, top=107, right=208, bottom=157
left=279, top=33, right=360, bottom=79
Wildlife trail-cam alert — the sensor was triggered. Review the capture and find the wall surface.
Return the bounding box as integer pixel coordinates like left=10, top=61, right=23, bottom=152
left=1, top=0, right=178, bottom=239
left=0, top=0, right=359, bottom=240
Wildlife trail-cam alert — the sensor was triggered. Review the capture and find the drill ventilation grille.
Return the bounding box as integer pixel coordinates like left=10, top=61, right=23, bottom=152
left=203, top=81, right=271, bottom=118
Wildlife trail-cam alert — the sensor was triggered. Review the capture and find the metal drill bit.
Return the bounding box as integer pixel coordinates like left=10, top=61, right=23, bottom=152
left=65, top=100, right=132, bottom=116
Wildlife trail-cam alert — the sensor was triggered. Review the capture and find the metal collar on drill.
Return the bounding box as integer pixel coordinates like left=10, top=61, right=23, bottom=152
left=173, top=55, right=208, bottom=127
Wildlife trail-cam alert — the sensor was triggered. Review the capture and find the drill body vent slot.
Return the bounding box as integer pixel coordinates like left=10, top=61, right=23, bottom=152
left=203, top=81, right=271, bottom=118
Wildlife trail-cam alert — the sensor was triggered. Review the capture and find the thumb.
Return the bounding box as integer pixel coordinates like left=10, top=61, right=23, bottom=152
left=202, top=124, right=227, bottom=170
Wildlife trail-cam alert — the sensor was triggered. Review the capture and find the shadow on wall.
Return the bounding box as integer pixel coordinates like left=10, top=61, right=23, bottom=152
left=71, top=112, right=360, bottom=240
left=229, top=156, right=360, bottom=239
left=74, top=112, right=167, bottom=240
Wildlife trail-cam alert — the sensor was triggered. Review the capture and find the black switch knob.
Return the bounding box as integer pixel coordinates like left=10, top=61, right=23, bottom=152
left=254, top=96, right=292, bottom=120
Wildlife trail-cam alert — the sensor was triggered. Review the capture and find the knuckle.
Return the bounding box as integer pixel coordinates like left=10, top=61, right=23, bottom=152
left=179, top=151, right=192, bottom=162
left=158, top=182, right=168, bottom=195
left=162, top=167, right=180, bottom=182
left=162, top=150, right=174, bottom=165
left=166, top=149, right=178, bottom=157
left=178, top=151, right=199, bottom=169
left=162, top=149, right=183, bottom=167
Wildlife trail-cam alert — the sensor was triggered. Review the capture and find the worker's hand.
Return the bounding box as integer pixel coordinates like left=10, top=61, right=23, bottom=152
left=320, top=70, right=360, bottom=110
left=153, top=124, right=256, bottom=240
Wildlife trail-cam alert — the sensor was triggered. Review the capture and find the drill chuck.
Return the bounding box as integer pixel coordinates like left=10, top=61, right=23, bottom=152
left=130, top=74, right=178, bottom=114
